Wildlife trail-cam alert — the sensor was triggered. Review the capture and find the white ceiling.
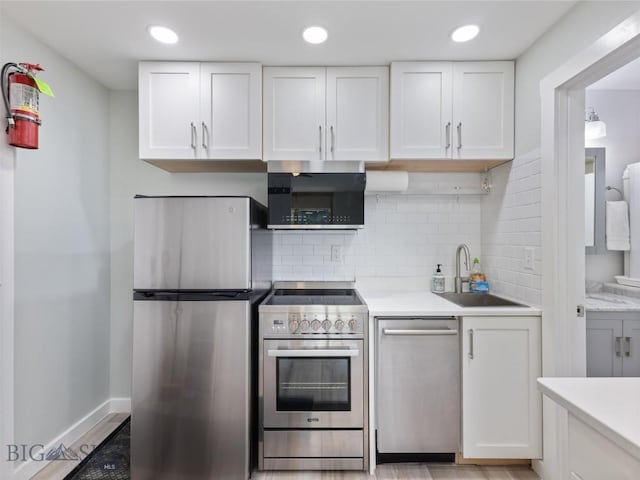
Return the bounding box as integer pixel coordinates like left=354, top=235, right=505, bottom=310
left=2, top=1, right=576, bottom=91
left=588, top=56, right=640, bottom=90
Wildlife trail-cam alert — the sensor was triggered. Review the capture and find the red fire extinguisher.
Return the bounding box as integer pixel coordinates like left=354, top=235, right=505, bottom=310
left=2, top=62, right=48, bottom=149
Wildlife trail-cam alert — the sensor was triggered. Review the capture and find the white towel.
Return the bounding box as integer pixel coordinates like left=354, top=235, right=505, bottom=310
left=607, top=201, right=631, bottom=251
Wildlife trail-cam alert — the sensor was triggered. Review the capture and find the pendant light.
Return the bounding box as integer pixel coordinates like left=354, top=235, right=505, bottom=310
left=585, top=107, right=607, bottom=140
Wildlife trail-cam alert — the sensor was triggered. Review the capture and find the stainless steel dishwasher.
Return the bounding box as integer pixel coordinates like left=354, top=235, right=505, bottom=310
left=376, top=317, right=460, bottom=455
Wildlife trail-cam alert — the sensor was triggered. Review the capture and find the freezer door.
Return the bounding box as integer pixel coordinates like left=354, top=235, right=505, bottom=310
left=134, top=197, right=251, bottom=290
left=132, top=300, right=251, bottom=480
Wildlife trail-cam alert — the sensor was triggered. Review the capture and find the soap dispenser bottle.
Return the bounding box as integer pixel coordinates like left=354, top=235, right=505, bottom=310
left=432, top=264, right=445, bottom=293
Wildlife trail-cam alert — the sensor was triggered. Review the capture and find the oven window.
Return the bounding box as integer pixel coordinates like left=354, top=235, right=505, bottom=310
left=276, top=357, right=351, bottom=411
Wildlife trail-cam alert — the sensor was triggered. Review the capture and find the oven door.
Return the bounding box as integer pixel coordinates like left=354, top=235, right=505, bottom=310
left=263, top=339, right=364, bottom=429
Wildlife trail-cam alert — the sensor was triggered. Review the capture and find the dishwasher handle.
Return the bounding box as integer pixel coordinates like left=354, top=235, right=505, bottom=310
left=383, top=328, right=458, bottom=336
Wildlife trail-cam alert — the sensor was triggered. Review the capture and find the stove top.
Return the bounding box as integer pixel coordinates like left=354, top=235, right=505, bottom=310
left=264, top=289, right=364, bottom=306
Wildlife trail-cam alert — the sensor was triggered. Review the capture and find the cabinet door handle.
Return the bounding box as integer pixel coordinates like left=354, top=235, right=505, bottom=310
left=318, top=125, right=323, bottom=153
left=190, top=122, right=197, bottom=150
left=625, top=336, right=632, bottom=357
left=330, top=125, right=335, bottom=153
left=201, top=122, right=209, bottom=150
left=445, top=122, right=451, bottom=149
left=457, top=122, right=462, bottom=149
left=468, top=328, right=474, bottom=359
left=616, top=336, right=622, bottom=357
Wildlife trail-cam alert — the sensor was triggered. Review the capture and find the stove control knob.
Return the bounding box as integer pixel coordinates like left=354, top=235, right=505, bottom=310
left=348, top=319, right=357, bottom=331
left=300, top=320, right=310, bottom=331
left=321, top=320, right=332, bottom=331
left=311, top=320, right=321, bottom=331
left=334, top=319, right=345, bottom=331
left=288, top=320, right=299, bottom=332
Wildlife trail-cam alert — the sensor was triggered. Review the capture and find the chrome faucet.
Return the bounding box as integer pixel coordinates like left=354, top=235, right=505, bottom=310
left=455, top=244, right=471, bottom=293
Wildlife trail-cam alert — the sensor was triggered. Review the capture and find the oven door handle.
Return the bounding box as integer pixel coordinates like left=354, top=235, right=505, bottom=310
left=267, top=348, right=360, bottom=358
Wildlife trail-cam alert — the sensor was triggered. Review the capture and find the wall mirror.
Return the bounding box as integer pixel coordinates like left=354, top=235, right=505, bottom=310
left=585, top=147, right=605, bottom=254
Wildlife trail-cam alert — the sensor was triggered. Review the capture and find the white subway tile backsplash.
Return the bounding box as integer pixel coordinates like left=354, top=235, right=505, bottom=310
left=482, top=149, right=542, bottom=306
left=272, top=191, right=483, bottom=282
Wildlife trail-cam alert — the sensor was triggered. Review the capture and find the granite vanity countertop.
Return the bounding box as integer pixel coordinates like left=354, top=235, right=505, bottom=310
left=585, top=291, right=640, bottom=311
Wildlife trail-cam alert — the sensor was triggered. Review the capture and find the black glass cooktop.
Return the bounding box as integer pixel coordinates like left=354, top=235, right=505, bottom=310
left=264, top=289, right=363, bottom=306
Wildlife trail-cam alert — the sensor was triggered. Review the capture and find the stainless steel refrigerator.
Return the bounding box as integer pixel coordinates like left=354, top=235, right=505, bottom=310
left=131, top=196, right=272, bottom=480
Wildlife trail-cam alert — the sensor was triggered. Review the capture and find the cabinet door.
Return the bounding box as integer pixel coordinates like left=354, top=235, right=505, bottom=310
left=326, top=67, right=389, bottom=162
left=200, top=63, right=262, bottom=159
left=139, top=62, right=200, bottom=159
left=461, top=316, right=541, bottom=459
left=586, top=318, right=623, bottom=377
left=568, top=413, right=640, bottom=480
left=622, top=319, right=640, bottom=377
left=390, top=62, right=453, bottom=159
left=452, top=62, right=514, bottom=160
left=263, top=67, right=326, bottom=161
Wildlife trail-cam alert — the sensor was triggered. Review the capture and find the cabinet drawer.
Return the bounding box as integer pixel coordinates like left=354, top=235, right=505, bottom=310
left=263, top=430, right=364, bottom=458
left=568, top=413, right=640, bottom=479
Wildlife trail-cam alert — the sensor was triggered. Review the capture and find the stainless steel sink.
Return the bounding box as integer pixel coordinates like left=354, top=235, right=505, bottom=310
left=436, top=292, right=525, bottom=308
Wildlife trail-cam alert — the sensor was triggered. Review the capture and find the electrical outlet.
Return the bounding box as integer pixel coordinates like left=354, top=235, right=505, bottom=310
left=331, top=245, right=342, bottom=263
left=524, top=247, right=535, bottom=271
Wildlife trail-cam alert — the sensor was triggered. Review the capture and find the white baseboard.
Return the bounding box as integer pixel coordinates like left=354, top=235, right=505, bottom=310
left=10, top=397, right=131, bottom=480
left=109, top=397, right=131, bottom=413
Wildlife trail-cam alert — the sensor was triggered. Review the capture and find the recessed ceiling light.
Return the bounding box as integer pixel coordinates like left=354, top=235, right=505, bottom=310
left=148, top=25, right=179, bottom=45
left=451, top=24, right=480, bottom=43
left=303, top=26, right=328, bottom=44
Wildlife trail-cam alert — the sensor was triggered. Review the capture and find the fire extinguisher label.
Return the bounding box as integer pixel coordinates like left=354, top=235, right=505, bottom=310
left=10, top=83, right=39, bottom=114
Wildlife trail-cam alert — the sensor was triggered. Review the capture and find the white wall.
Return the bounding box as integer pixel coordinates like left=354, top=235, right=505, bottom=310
left=585, top=89, right=640, bottom=283
left=515, top=1, right=640, bottom=156
left=273, top=194, right=482, bottom=282
left=109, top=91, right=267, bottom=397
left=481, top=1, right=640, bottom=306
left=1, top=17, right=111, bottom=455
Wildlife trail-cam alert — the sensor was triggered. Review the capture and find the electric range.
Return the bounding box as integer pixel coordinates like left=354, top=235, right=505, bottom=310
left=258, top=282, right=369, bottom=471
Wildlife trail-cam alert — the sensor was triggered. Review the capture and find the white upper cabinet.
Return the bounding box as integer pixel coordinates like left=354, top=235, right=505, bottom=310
left=263, top=67, right=326, bottom=161
left=390, top=61, right=514, bottom=160
left=139, top=62, right=262, bottom=160
left=264, top=66, right=389, bottom=162
left=139, top=62, right=200, bottom=159
left=390, top=62, right=453, bottom=159
left=326, top=67, right=389, bottom=162
left=461, top=316, right=542, bottom=459
left=452, top=62, right=514, bottom=160
left=199, top=63, right=262, bottom=159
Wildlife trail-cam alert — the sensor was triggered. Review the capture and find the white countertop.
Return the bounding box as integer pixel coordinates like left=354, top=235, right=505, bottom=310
left=586, top=291, right=640, bottom=312
left=538, top=377, right=640, bottom=461
left=356, top=278, right=541, bottom=317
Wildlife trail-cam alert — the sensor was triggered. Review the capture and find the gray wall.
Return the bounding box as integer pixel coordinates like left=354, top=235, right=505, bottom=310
left=1, top=19, right=111, bottom=447
left=108, top=91, right=267, bottom=397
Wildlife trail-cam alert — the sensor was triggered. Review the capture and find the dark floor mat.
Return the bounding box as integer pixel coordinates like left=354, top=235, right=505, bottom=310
left=65, top=418, right=130, bottom=480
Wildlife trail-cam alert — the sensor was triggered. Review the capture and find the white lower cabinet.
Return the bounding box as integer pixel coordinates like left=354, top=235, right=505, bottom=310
left=461, top=316, right=542, bottom=459
left=568, top=413, right=640, bottom=480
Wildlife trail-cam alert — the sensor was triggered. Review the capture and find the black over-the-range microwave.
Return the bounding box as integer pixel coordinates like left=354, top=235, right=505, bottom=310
left=267, top=173, right=366, bottom=229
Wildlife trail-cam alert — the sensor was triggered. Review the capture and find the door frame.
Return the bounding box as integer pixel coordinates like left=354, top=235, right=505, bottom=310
left=538, top=9, right=640, bottom=479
